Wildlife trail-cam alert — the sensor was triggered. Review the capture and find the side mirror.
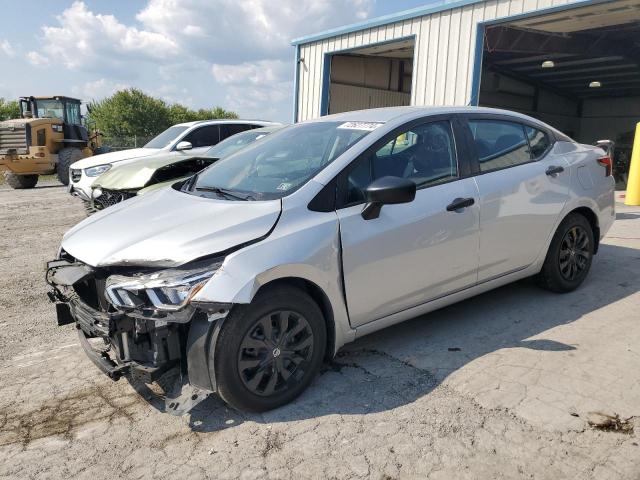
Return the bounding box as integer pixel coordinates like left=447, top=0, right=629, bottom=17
left=361, top=176, right=416, bottom=220
left=175, top=141, right=193, bottom=151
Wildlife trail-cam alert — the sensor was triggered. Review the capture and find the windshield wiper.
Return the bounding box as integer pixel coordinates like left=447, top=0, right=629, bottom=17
left=195, top=186, right=253, bottom=201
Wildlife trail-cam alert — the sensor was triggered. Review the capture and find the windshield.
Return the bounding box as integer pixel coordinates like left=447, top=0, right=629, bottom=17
left=205, top=129, right=274, bottom=159
left=144, top=126, right=189, bottom=149
left=36, top=100, right=64, bottom=120
left=191, top=121, right=377, bottom=200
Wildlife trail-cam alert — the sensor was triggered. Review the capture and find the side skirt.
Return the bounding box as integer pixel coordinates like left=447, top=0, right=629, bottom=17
left=353, top=264, right=539, bottom=339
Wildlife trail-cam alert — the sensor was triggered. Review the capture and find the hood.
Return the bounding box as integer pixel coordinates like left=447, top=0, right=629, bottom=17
left=93, top=152, right=188, bottom=190
left=61, top=186, right=281, bottom=268
left=70, top=148, right=159, bottom=170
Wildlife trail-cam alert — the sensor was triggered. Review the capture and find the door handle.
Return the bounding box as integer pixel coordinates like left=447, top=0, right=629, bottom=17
left=446, top=197, right=475, bottom=212
left=545, top=165, right=564, bottom=176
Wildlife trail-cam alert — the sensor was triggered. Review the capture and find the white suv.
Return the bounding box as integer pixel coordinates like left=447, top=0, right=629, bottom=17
left=68, top=119, right=278, bottom=201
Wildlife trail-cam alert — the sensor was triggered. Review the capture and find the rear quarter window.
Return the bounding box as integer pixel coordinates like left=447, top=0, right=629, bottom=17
left=524, top=126, right=551, bottom=159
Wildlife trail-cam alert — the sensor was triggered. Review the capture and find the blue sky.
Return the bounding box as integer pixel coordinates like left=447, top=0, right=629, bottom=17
left=0, top=1, right=439, bottom=122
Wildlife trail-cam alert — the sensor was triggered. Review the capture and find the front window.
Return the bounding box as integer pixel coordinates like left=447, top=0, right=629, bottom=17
left=35, top=100, right=64, bottom=121
left=190, top=121, right=377, bottom=200
left=345, top=121, right=458, bottom=205
left=204, top=129, right=275, bottom=159
left=182, top=125, right=220, bottom=148
left=144, top=126, right=189, bottom=149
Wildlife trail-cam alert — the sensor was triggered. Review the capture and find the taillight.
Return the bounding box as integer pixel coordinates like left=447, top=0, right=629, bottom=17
left=597, top=156, right=612, bottom=176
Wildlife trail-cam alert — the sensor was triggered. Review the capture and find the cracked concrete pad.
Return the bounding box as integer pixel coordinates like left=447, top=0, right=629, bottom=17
left=1, top=183, right=639, bottom=479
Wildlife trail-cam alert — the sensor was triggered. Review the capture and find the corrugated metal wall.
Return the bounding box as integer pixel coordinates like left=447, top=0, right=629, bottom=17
left=296, top=0, right=578, bottom=122
left=329, top=84, right=411, bottom=114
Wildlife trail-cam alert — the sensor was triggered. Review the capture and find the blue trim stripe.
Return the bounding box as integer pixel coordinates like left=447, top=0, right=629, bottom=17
left=469, top=23, right=485, bottom=106
left=293, top=45, right=300, bottom=123
left=320, top=54, right=332, bottom=116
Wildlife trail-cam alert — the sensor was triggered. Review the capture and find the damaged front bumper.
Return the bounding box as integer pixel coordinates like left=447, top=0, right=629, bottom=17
left=46, top=258, right=230, bottom=415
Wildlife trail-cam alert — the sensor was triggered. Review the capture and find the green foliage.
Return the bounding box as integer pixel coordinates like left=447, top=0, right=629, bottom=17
left=87, top=88, right=238, bottom=140
left=0, top=98, right=20, bottom=121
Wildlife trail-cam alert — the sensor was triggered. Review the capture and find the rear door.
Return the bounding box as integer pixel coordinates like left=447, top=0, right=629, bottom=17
left=462, top=115, right=571, bottom=282
left=220, top=124, right=256, bottom=141
left=336, top=116, right=480, bottom=327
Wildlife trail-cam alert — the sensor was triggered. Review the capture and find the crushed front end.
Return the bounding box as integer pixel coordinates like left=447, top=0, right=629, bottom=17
left=46, top=251, right=229, bottom=415
left=85, top=187, right=137, bottom=215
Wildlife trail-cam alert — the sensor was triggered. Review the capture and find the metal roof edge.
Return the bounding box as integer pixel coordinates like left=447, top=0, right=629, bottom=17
left=291, top=0, right=485, bottom=46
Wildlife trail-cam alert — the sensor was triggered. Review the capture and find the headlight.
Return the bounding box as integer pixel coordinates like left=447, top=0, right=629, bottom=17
left=52, top=124, right=63, bottom=133
left=105, top=260, right=222, bottom=312
left=84, top=164, right=111, bottom=177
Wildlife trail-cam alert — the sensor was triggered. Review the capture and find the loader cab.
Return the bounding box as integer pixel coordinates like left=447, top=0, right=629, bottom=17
left=19, top=96, right=83, bottom=126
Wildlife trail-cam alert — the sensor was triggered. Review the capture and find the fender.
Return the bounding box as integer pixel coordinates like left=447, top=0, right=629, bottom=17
left=192, top=204, right=356, bottom=353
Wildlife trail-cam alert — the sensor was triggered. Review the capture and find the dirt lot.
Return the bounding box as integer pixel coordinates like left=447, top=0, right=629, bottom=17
left=1, top=182, right=639, bottom=479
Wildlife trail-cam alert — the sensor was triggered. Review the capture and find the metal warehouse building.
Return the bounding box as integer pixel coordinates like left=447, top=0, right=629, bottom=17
left=292, top=0, right=640, bottom=182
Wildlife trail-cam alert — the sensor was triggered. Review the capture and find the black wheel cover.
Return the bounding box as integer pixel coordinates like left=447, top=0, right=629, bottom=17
left=558, top=225, right=591, bottom=281
left=237, top=310, right=314, bottom=397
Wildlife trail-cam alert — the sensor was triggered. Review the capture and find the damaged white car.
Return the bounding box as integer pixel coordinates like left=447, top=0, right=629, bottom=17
left=46, top=106, right=615, bottom=413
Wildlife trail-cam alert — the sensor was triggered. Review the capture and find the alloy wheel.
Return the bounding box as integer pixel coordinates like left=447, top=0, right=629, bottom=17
left=237, top=310, right=314, bottom=396
left=558, top=225, right=590, bottom=281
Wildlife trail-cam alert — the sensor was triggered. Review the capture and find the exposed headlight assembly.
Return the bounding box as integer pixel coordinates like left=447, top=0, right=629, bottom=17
left=105, top=260, right=222, bottom=314
left=85, top=164, right=111, bottom=177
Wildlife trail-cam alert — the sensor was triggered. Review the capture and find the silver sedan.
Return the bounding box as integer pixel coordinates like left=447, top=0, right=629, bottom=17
left=47, top=106, right=615, bottom=413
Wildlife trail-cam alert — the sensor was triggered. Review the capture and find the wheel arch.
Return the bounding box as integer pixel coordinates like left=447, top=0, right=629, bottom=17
left=253, top=277, right=337, bottom=361
left=568, top=206, right=600, bottom=254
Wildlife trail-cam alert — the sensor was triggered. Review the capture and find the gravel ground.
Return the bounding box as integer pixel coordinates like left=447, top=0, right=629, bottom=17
left=1, top=182, right=639, bottom=479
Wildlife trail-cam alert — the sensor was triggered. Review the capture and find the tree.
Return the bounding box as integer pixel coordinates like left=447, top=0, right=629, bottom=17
left=0, top=98, right=20, bottom=121
left=87, top=88, right=239, bottom=144
left=168, top=104, right=238, bottom=124
left=87, top=88, right=172, bottom=138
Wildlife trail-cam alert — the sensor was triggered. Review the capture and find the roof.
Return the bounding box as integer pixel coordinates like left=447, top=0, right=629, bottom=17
left=291, top=0, right=485, bottom=45
left=309, top=105, right=554, bottom=125
left=20, top=96, right=81, bottom=101
left=173, top=120, right=281, bottom=128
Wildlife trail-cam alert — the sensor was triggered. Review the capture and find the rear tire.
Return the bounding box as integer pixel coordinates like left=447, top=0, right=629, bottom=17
left=537, top=213, right=594, bottom=293
left=4, top=172, right=38, bottom=189
left=57, top=147, right=84, bottom=186
left=213, top=285, right=326, bottom=412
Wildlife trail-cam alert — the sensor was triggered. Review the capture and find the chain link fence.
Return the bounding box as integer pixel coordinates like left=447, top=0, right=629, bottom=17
left=102, top=136, right=154, bottom=151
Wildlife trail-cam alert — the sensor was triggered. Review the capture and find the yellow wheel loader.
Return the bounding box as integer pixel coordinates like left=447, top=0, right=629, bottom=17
left=0, top=96, right=106, bottom=189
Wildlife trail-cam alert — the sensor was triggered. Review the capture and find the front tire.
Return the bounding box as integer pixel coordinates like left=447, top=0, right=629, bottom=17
left=4, top=172, right=38, bottom=189
left=57, top=147, right=84, bottom=185
left=537, top=213, right=594, bottom=293
left=213, top=285, right=326, bottom=412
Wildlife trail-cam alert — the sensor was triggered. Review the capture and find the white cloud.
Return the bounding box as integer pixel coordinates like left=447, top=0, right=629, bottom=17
left=212, top=60, right=292, bottom=117
left=0, top=40, right=15, bottom=58
left=27, top=0, right=374, bottom=119
left=26, top=51, right=50, bottom=67
left=38, top=1, right=179, bottom=70
left=71, top=78, right=129, bottom=101
left=137, top=0, right=373, bottom=63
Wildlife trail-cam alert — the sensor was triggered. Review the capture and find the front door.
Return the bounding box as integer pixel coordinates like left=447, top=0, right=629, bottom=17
left=336, top=118, right=480, bottom=327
